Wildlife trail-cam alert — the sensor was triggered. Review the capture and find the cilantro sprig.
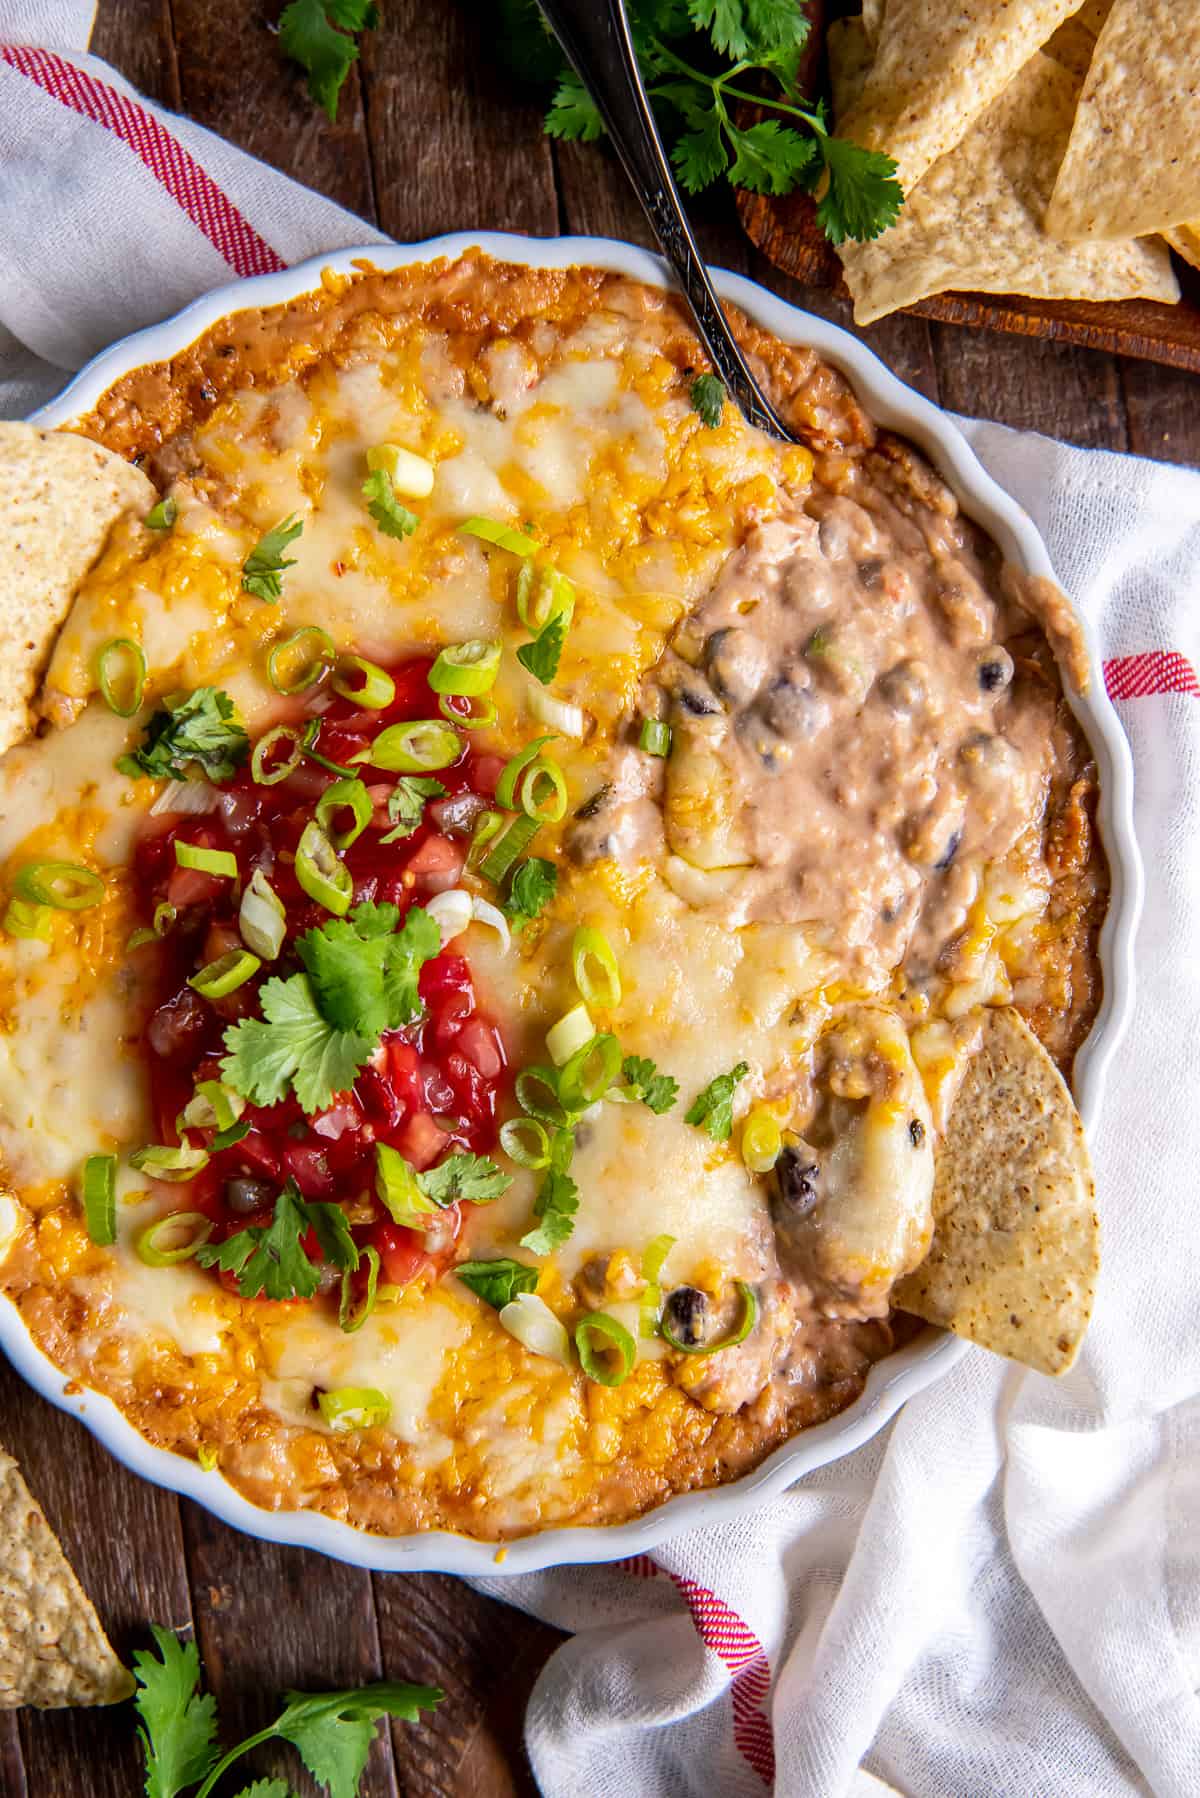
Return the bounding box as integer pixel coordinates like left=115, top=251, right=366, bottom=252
left=503, top=857, right=558, bottom=930
left=221, top=901, right=439, bottom=1115
left=362, top=468, right=418, bottom=540
left=242, top=515, right=303, bottom=602
left=455, top=1257, right=539, bottom=1308
left=196, top=1180, right=358, bottom=1302
left=507, top=0, right=902, bottom=243
left=118, top=688, right=249, bottom=785
left=133, top=1622, right=442, bottom=1798
left=379, top=776, right=446, bottom=844
left=278, top=0, right=379, bottom=123
left=690, top=373, right=726, bottom=428
left=619, top=1055, right=679, bottom=1116
left=685, top=1060, right=750, bottom=1142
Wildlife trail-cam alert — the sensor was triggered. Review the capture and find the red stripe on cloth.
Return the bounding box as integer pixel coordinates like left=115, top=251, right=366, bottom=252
left=617, top=1559, right=776, bottom=1788
left=1104, top=651, right=1200, bottom=702
left=0, top=45, right=286, bottom=278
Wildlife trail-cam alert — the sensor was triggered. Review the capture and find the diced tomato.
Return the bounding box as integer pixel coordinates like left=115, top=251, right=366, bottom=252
left=229, top=1130, right=282, bottom=1182
left=167, top=864, right=227, bottom=910
left=369, top=1220, right=430, bottom=1289
left=394, top=1110, right=449, bottom=1171
left=281, top=1142, right=339, bottom=1200
left=404, top=834, right=465, bottom=894
left=311, top=1098, right=363, bottom=1141
left=456, top=1016, right=505, bottom=1080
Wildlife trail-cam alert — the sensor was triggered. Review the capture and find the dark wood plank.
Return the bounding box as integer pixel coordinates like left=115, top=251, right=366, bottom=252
left=90, top=0, right=181, bottom=109
left=930, top=321, right=1129, bottom=451
left=180, top=1503, right=395, bottom=1797
left=1119, top=355, right=1200, bottom=469
left=0, top=1716, right=27, bottom=1798
left=373, top=1572, right=563, bottom=1797
left=169, top=0, right=377, bottom=220
left=0, top=1362, right=192, bottom=1798
left=361, top=2, right=557, bottom=244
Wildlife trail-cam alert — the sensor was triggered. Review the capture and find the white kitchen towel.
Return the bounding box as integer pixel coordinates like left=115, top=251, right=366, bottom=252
left=2, top=7, right=1199, bottom=1796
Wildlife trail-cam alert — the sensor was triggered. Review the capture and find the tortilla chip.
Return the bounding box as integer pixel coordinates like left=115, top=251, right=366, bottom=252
left=894, top=1007, right=1098, bottom=1377
left=837, top=53, right=1179, bottom=326
left=859, top=0, right=885, bottom=48
left=0, top=1446, right=132, bottom=1708
left=1045, top=0, right=1200, bottom=240
left=1164, top=224, right=1200, bottom=272
left=828, top=18, right=874, bottom=121
left=836, top=0, right=1088, bottom=193
left=1044, top=0, right=1112, bottom=78
left=0, top=423, right=154, bottom=757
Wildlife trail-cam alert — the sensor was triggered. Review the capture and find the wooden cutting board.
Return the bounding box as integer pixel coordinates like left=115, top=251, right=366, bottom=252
left=737, top=5, right=1200, bottom=374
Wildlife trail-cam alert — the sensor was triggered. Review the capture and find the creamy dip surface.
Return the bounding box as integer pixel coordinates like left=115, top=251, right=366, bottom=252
left=0, top=256, right=1107, bottom=1540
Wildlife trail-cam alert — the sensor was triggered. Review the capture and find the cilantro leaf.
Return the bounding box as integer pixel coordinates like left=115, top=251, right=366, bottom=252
left=815, top=134, right=903, bottom=245
left=273, top=1683, right=443, bottom=1798
left=690, top=373, right=726, bottom=429
left=362, top=468, right=418, bottom=540
left=343, top=899, right=401, bottom=940
left=232, top=1783, right=293, bottom=1798
left=278, top=0, right=377, bottom=122
left=418, top=1152, right=512, bottom=1206
left=120, top=687, right=249, bottom=784
left=684, top=1060, right=750, bottom=1141
left=379, top=776, right=446, bottom=845
left=544, top=69, right=604, bottom=142
left=380, top=905, right=441, bottom=1027
left=242, top=514, right=303, bottom=602
left=455, top=1258, right=539, bottom=1308
left=515, top=611, right=567, bottom=685
left=132, top=1626, right=219, bottom=1798
left=725, top=118, right=816, bottom=195
left=296, top=916, right=392, bottom=1037
left=520, top=1167, right=580, bottom=1255
left=196, top=1182, right=357, bottom=1301
left=220, top=973, right=374, bottom=1115
left=671, top=107, right=728, bottom=193
left=687, top=0, right=809, bottom=59
left=620, top=1054, right=680, bottom=1115
left=504, top=857, right=557, bottom=929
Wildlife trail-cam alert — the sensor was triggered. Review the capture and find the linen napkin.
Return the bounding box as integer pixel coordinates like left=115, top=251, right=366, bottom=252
left=3, top=7, right=1199, bottom=1795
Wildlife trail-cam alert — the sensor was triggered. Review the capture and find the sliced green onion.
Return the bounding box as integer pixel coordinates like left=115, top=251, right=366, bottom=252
left=499, top=1292, right=571, bottom=1365
left=197, top=1444, right=219, bottom=1472
left=126, top=926, right=158, bottom=951
left=238, top=868, right=286, bottom=960
left=437, top=692, right=496, bottom=731
left=572, top=926, right=621, bottom=1009
left=429, top=639, right=502, bottom=696
left=375, top=1142, right=439, bottom=1229
left=363, top=719, right=462, bottom=773
left=558, top=1032, right=621, bottom=1110
left=516, top=562, right=575, bottom=634
left=575, top=1311, right=636, bottom=1387
left=251, top=723, right=305, bottom=786
left=294, top=820, right=352, bottom=916
left=331, top=655, right=396, bottom=710
left=639, top=719, right=672, bottom=757
left=661, top=1281, right=759, bottom=1356
left=188, top=948, right=260, bottom=998
left=13, top=862, right=105, bottom=911
left=154, top=900, right=177, bottom=936
left=267, top=626, right=335, bottom=695
left=639, top=1232, right=676, bottom=1339
left=3, top=898, right=53, bottom=941
left=129, top=1143, right=211, bottom=1183
left=135, top=1211, right=214, bottom=1266
left=366, top=442, right=434, bottom=497
left=466, top=809, right=505, bottom=872
left=340, top=1244, right=381, bottom=1334
left=499, top=1116, right=551, bottom=1169
left=145, top=495, right=177, bottom=531
left=546, top=1003, right=595, bottom=1070
left=478, top=813, right=539, bottom=885
left=301, top=719, right=357, bottom=779
left=318, top=1386, right=391, bottom=1431
left=741, top=1109, right=782, bottom=1174
left=82, top=1154, right=116, bottom=1246
left=513, top=1066, right=570, bottom=1129
left=315, top=777, right=372, bottom=850
left=519, top=757, right=567, bottom=823
left=174, top=840, right=238, bottom=880
left=495, top=735, right=556, bottom=810
left=178, top=1080, right=245, bottom=1135
left=95, top=638, right=146, bottom=717
left=212, top=1119, right=252, bottom=1151
left=459, top=515, right=537, bottom=556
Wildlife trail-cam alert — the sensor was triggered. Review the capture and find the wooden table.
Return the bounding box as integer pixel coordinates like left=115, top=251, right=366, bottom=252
left=3, top=6, right=1198, bottom=1795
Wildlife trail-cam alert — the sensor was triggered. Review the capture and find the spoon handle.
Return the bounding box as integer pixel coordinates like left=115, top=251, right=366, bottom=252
left=535, top=0, right=797, bottom=443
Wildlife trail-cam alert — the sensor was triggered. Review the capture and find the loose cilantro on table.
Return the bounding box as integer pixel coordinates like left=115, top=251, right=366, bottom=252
left=455, top=1257, right=539, bottom=1309
left=196, top=1181, right=358, bottom=1302
left=133, top=1622, right=441, bottom=1798
left=515, top=610, right=567, bottom=685
left=685, top=1060, right=750, bottom=1141
left=118, top=688, right=250, bottom=784
left=221, top=901, right=439, bottom=1115
left=378, top=776, right=446, bottom=844
left=242, top=515, right=304, bottom=602
left=690, top=372, right=726, bottom=428
left=417, top=1151, right=512, bottom=1206
left=619, top=1054, right=680, bottom=1116
left=503, top=857, right=558, bottom=930
left=503, top=0, right=902, bottom=242
left=278, top=0, right=379, bottom=123
left=362, top=468, right=419, bottom=540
